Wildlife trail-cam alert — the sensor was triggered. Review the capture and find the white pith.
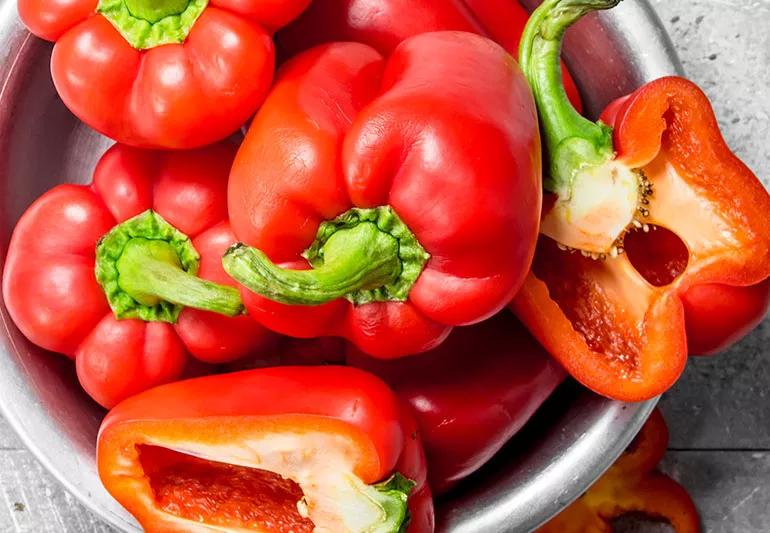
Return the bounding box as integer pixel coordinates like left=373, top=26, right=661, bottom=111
left=152, top=431, right=398, bottom=533
left=541, top=160, right=642, bottom=255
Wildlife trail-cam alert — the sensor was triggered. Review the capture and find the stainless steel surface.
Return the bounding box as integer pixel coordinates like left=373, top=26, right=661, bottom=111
left=0, top=1, right=679, bottom=532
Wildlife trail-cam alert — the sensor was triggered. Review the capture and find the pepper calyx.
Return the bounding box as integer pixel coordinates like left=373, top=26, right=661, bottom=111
left=371, top=473, right=416, bottom=533
left=97, top=0, right=208, bottom=50
left=95, top=210, right=243, bottom=323
left=304, top=207, right=430, bottom=306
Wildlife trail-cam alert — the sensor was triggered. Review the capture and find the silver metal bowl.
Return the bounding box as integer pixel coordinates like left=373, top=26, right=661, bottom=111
left=0, top=1, right=680, bottom=531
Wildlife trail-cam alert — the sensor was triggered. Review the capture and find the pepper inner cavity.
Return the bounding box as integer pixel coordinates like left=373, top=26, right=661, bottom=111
left=139, top=445, right=314, bottom=532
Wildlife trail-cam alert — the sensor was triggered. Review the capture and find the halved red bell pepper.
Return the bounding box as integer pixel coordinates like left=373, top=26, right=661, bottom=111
left=276, top=0, right=582, bottom=112
left=17, top=0, right=309, bottom=148
left=2, top=142, right=274, bottom=408
left=97, top=366, right=433, bottom=532
left=539, top=408, right=700, bottom=532
left=348, top=311, right=565, bottom=494
left=222, top=32, right=542, bottom=358
left=511, top=0, right=770, bottom=400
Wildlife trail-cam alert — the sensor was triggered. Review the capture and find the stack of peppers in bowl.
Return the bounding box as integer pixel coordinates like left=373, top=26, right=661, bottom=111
left=3, top=0, right=769, bottom=530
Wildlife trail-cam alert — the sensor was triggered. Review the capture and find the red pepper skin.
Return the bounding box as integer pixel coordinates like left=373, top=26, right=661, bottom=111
left=275, top=0, right=582, bottom=112
left=18, top=0, right=309, bottom=148
left=513, top=77, right=770, bottom=401
left=348, top=311, right=565, bottom=494
left=98, top=366, right=432, bottom=532
left=682, top=280, right=770, bottom=356
left=539, top=408, right=700, bottom=533
left=229, top=33, right=541, bottom=357
left=2, top=142, right=274, bottom=408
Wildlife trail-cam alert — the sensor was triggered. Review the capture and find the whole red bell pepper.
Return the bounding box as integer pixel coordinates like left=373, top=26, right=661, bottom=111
left=2, top=142, right=274, bottom=408
left=222, top=32, right=542, bottom=358
left=511, top=0, right=770, bottom=400
left=97, top=366, right=433, bottom=532
left=17, top=0, right=309, bottom=148
left=275, top=0, right=582, bottom=112
left=348, top=311, right=565, bottom=494
left=539, top=408, right=700, bottom=532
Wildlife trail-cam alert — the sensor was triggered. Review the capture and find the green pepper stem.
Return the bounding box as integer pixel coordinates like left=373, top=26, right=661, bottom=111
left=124, top=0, right=190, bottom=23
left=519, top=0, right=621, bottom=189
left=223, top=223, right=403, bottom=306
left=518, top=0, right=648, bottom=256
left=97, top=0, right=208, bottom=49
left=96, top=210, right=243, bottom=323
left=117, top=238, right=243, bottom=316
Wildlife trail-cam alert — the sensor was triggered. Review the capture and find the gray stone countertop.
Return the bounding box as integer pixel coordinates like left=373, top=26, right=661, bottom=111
left=1, top=0, right=769, bottom=531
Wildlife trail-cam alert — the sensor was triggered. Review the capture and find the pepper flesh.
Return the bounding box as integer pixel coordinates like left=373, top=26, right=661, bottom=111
left=2, top=142, right=275, bottom=408
left=17, top=0, right=310, bottom=148
left=511, top=1, right=770, bottom=401
left=97, top=366, right=432, bottom=533
left=275, top=0, right=583, bottom=112
left=224, top=32, right=541, bottom=358
left=347, top=311, right=565, bottom=494
left=538, top=408, right=700, bottom=533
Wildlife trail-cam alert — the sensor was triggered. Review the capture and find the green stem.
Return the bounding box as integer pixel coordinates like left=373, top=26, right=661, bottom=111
left=224, top=225, right=400, bottom=306
left=222, top=207, right=430, bottom=307
left=124, top=0, right=190, bottom=23
left=97, top=0, right=208, bottom=49
left=95, top=210, right=243, bottom=323
left=519, top=0, right=622, bottom=190
left=370, top=473, right=416, bottom=533
left=117, top=239, right=243, bottom=316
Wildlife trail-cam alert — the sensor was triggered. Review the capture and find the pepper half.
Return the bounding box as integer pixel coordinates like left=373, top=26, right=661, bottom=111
left=223, top=32, right=542, bottom=358
left=538, top=408, right=700, bottom=532
left=97, top=366, right=432, bottom=532
left=2, top=142, right=275, bottom=407
left=512, top=0, right=770, bottom=400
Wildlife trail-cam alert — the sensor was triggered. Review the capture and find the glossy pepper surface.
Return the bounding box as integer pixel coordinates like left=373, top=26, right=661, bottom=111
left=539, top=408, right=700, bottom=533
left=348, top=311, right=565, bottom=494
left=17, top=0, right=309, bottom=148
left=512, top=0, right=770, bottom=400
left=276, top=0, right=582, bottom=111
left=223, top=32, right=542, bottom=358
left=97, top=366, right=433, bottom=532
left=2, top=142, right=274, bottom=408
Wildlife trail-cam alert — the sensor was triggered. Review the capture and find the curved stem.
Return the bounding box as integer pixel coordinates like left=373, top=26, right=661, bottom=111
left=519, top=0, right=621, bottom=189
left=117, top=238, right=243, bottom=316
left=223, top=223, right=403, bottom=306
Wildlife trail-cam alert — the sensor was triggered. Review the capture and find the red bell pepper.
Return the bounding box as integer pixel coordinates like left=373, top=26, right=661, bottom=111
left=17, top=0, right=309, bottom=148
left=539, top=408, right=700, bottom=533
left=97, top=366, right=433, bottom=532
left=275, top=0, right=582, bottom=112
left=683, top=279, right=770, bottom=356
left=511, top=0, right=770, bottom=400
left=348, top=311, right=565, bottom=494
left=2, top=142, right=274, bottom=408
left=222, top=32, right=542, bottom=358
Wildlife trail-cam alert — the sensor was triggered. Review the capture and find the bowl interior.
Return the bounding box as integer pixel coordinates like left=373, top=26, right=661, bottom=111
left=0, top=1, right=679, bottom=531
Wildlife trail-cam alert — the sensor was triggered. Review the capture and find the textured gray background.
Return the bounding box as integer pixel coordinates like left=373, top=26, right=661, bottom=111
left=1, top=0, right=769, bottom=531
